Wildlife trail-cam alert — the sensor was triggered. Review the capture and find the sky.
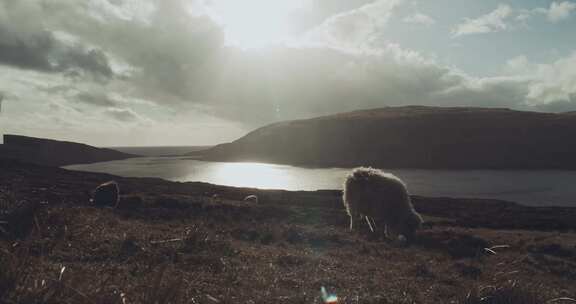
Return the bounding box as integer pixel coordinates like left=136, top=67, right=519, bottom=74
left=0, top=0, right=575, bottom=146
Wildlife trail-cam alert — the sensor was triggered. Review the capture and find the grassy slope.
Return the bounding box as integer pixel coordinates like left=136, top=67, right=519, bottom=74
left=1, top=161, right=575, bottom=303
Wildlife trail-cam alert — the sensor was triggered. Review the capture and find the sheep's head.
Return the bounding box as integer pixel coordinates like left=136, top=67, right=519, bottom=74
left=399, top=212, right=423, bottom=242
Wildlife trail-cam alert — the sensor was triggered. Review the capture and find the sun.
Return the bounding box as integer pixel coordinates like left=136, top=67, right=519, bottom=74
left=204, top=0, right=308, bottom=49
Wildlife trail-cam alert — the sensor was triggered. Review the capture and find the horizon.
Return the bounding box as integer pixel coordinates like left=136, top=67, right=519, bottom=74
left=1, top=0, right=576, bottom=146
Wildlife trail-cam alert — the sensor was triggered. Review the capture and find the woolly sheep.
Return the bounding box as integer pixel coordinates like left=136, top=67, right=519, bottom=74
left=342, top=167, right=422, bottom=241
left=91, top=181, right=119, bottom=207
left=244, top=194, right=258, bottom=204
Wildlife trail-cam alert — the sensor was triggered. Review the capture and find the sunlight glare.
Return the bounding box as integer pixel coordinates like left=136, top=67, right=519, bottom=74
left=205, top=0, right=308, bottom=49
left=207, top=162, right=294, bottom=189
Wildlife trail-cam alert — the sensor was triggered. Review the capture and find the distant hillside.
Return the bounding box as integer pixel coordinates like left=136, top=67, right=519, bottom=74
left=0, top=135, right=137, bottom=166
left=111, top=146, right=213, bottom=157
left=200, top=106, right=576, bottom=169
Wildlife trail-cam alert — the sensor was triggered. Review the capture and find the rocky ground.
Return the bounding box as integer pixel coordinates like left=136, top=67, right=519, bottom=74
left=1, top=160, right=576, bottom=304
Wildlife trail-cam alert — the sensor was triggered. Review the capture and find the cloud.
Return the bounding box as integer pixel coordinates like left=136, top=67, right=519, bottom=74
left=62, top=0, right=225, bottom=102
left=499, top=52, right=576, bottom=110
left=59, top=47, right=114, bottom=80
left=403, top=13, right=436, bottom=26
left=525, top=52, right=576, bottom=106
left=545, top=1, right=576, bottom=22
left=292, top=0, right=380, bottom=32
left=0, top=30, right=53, bottom=71
left=504, top=55, right=531, bottom=74
left=76, top=91, right=118, bottom=107
left=198, top=44, right=542, bottom=125
left=302, top=0, right=402, bottom=50
left=488, top=1, right=576, bottom=26
left=102, top=107, right=142, bottom=122
left=2, top=0, right=576, bottom=146
left=452, top=4, right=513, bottom=37
left=0, top=2, right=114, bottom=79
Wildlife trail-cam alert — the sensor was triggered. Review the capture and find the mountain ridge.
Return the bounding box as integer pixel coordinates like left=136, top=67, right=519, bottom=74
left=198, top=106, right=576, bottom=169
left=0, top=134, right=138, bottom=166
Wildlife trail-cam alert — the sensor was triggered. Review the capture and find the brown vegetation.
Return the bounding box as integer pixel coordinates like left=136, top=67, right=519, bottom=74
left=1, top=160, right=575, bottom=303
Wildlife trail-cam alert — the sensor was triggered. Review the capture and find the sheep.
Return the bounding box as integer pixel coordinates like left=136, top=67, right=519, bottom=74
left=342, top=167, right=422, bottom=242
left=91, top=181, right=119, bottom=207
left=244, top=194, right=258, bottom=204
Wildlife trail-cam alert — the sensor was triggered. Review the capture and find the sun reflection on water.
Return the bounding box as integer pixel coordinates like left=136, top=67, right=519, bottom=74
left=201, top=162, right=296, bottom=189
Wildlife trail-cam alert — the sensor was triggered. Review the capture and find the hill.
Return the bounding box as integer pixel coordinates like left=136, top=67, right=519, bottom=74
left=0, top=134, right=137, bottom=166
left=199, top=106, right=576, bottom=169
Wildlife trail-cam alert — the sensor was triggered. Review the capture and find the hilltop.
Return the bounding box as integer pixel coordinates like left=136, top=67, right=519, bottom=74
left=0, top=134, right=137, bottom=166
left=198, top=106, right=576, bottom=169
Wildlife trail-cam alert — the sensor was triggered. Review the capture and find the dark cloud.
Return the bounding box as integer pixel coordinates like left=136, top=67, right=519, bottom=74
left=0, top=30, right=54, bottom=71
left=59, top=47, right=114, bottom=79
left=105, top=3, right=224, bottom=100
left=0, top=5, right=113, bottom=80
left=0, top=29, right=114, bottom=79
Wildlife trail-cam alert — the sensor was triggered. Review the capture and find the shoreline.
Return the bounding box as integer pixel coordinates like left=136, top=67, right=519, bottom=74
left=63, top=157, right=576, bottom=207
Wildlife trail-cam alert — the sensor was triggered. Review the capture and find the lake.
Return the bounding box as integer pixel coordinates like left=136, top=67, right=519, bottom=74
left=65, top=156, right=576, bottom=207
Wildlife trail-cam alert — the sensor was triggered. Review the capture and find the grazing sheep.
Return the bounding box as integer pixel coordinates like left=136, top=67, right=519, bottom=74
left=91, top=181, right=119, bottom=207
left=342, top=167, right=422, bottom=241
left=244, top=194, right=258, bottom=204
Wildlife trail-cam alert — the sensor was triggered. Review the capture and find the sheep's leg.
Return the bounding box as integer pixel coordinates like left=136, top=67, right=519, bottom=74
left=370, top=217, right=378, bottom=231
left=383, top=224, right=390, bottom=238
left=349, top=209, right=359, bottom=231
left=365, top=216, right=375, bottom=233
left=349, top=217, right=353, bottom=231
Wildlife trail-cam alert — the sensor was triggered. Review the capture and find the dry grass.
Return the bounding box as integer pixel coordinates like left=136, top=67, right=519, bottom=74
left=0, top=241, right=189, bottom=304
left=461, top=282, right=542, bottom=304
left=458, top=279, right=574, bottom=304
left=1, top=164, right=576, bottom=303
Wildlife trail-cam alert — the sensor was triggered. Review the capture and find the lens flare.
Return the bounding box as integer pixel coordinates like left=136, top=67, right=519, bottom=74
left=321, top=286, right=339, bottom=304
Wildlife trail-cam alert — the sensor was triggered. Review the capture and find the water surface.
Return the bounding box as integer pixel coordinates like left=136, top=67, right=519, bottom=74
left=65, top=157, right=576, bottom=207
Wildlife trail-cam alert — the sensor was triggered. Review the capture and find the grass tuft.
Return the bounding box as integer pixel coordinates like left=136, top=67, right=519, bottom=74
left=460, top=280, right=546, bottom=304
